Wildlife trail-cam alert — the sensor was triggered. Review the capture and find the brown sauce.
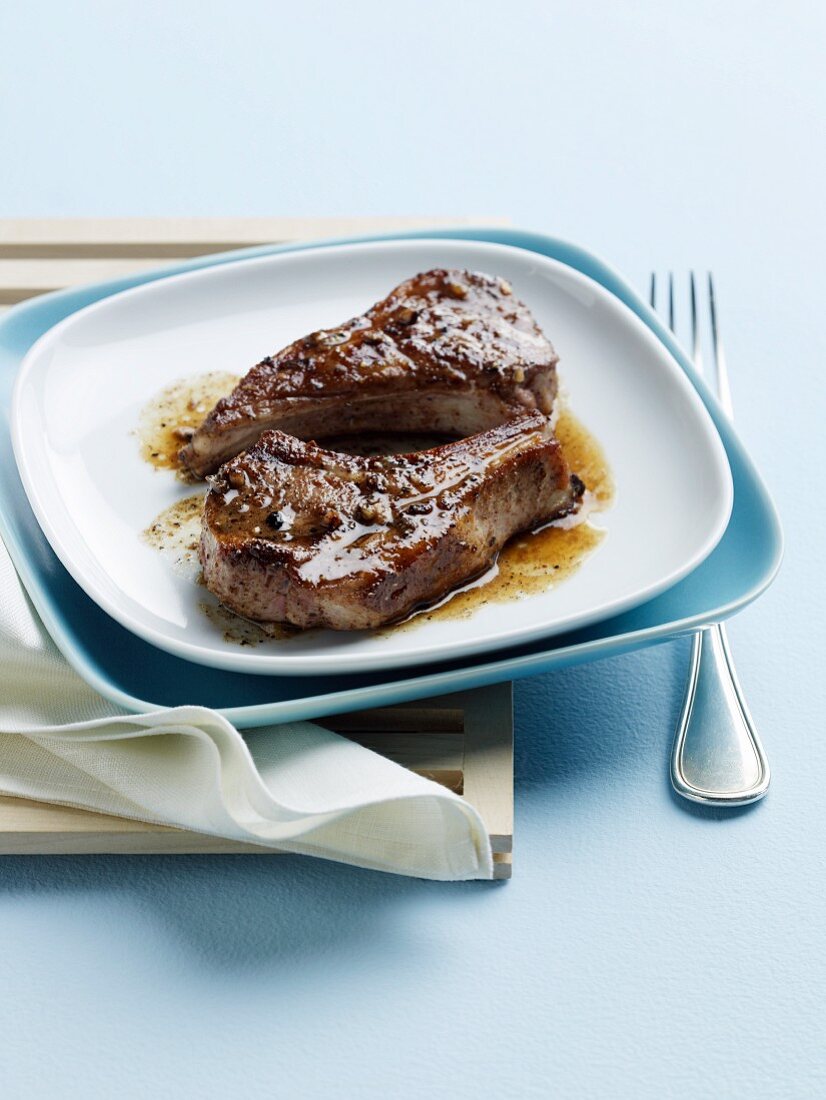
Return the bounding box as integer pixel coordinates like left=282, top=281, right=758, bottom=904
left=388, top=407, right=613, bottom=630
left=555, top=405, right=614, bottom=510
left=137, top=372, right=239, bottom=474
left=141, top=493, right=205, bottom=577
left=198, top=600, right=302, bottom=645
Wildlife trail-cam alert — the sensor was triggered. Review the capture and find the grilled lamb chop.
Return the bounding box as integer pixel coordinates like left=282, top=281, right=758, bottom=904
left=200, top=412, right=584, bottom=631
left=180, top=268, right=558, bottom=478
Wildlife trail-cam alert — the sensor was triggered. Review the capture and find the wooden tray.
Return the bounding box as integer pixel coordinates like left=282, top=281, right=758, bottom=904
left=0, top=217, right=513, bottom=878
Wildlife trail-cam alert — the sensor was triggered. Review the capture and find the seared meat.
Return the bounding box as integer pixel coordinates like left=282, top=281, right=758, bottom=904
left=180, top=269, right=558, bottom=478
left=201, top=412, right=584, bottom=631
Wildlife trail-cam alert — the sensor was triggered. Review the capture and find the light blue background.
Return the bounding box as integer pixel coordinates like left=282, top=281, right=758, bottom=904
left=1, top=2, right=824, bottom=1097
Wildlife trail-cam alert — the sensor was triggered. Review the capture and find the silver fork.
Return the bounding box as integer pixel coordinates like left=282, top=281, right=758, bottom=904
left=650, top=272, right=770, bottom=806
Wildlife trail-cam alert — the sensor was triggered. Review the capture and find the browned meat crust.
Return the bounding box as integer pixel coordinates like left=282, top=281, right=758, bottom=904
left=201, top=412, right=584, bottom=631
left=180, top=268, right=558, bottom=478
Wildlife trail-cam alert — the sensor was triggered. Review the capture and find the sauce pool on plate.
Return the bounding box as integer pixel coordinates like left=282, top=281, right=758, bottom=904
left=136, top=372, right=239, bottom=474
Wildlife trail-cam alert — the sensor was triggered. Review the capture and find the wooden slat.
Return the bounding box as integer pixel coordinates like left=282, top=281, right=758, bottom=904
left=321, top=706, right=464, bottom=734
left=0, top=216, right=502, bottom=258
left=340, top=731, right=464, bottom=793
left=0, top=258, right=180, bottom=302
left=455, top=684, right=514, bottom=857
left=492, top=852, right=512, bottom=879
left=0, top=802, right=516, bottom=870
left=0, top=798, right=269, bottom=855
left=0, top=215, right=505, bottom=303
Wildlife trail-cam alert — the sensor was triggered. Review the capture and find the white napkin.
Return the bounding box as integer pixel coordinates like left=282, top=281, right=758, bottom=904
left=0, top=538, right=492, bottom=879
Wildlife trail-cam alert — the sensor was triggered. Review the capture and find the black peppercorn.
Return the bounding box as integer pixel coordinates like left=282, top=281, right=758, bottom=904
left=266, top=511, right=284, bottom=530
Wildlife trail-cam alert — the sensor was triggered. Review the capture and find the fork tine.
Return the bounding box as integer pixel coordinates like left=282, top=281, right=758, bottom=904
left=649, top=272, right=656, bottom=310
left=689, top=272, right=703, bottom=375
left=708, top=272, right=734, bottom=417
left=668, top=272, right=675, bottom=332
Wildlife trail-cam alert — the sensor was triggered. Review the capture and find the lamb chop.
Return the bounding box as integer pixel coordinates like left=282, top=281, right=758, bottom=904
left=201, top=412, right=584, bottom=631
left=180, top=268, right=559, bottom=478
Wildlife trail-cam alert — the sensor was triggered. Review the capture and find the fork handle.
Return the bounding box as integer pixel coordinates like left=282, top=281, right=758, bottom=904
left=671, top=625, right=770, bottom=805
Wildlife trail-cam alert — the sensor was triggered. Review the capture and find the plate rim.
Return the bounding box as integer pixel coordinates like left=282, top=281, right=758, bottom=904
left=10, top=237, right=735, bottom=675
left=0, top=226, right=783, bottom=725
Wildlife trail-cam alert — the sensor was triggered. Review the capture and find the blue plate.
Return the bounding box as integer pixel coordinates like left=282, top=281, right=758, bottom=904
left=0, top=229, right=782, bottom=727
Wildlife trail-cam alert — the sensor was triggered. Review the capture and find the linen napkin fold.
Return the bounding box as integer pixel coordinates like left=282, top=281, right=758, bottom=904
left=0, top=539, right=493, bottom=880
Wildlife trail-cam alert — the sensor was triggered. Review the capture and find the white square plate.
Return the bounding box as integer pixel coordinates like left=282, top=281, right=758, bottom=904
left=11, top=238, right=732, bottom=676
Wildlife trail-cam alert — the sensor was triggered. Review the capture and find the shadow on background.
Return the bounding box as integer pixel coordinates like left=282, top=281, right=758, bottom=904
left=666, top=784, right=764, bottom=820
left=0, top=848, right=501, bottom=970
left=514, top=637, right=690, bottom=794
